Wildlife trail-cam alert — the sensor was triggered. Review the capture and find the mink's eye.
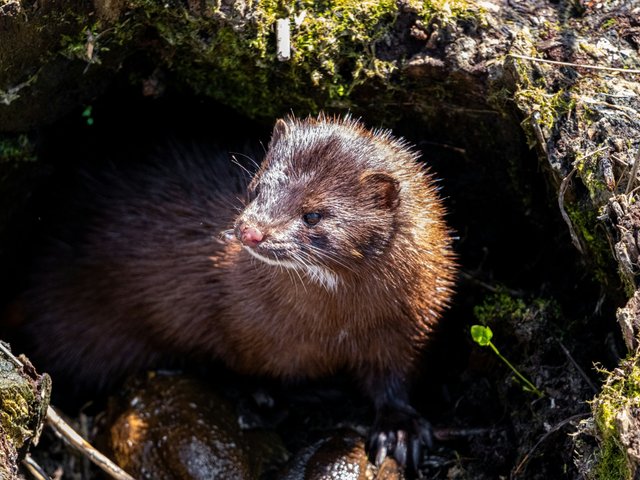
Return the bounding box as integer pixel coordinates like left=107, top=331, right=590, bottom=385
left=302, top=212, right=322, bottom=226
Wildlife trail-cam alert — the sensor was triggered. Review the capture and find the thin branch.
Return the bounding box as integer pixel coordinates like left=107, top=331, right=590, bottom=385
left=458, top=271, right=525, bottom=297
left=558, top=167, right=584, bottom=254
left=512, top=413, right=589, bottom=476
left=46, top=406, right=136, bottom=480
left=555, top=338, right=598, bottom=394
left=0, top=344, right=136, bottom=480
left=626, top=147, right=640, bottom=194
left=0, top=342, right=23, bottom=368
left=433, top=427, right=496, bottom=441
left=22, top=455, right=50, bottom=480
left=509, top=53, right=640, bottom=75
left=530, top=111, right=548, bottom=155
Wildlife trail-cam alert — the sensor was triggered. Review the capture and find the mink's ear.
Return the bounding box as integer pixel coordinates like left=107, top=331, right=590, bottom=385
left=360, top=172, right=400, bottom=210
left=270, top=118, right=289, bottom=146
left=251, top=119, right=289, bottom=192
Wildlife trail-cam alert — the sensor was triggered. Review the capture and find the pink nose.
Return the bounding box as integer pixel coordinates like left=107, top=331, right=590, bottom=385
left=239, top=225, right=264, bottom=247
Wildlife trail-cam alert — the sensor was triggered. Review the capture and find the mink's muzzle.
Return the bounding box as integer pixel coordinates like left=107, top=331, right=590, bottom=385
left=236, top=222, right=264, bottom=248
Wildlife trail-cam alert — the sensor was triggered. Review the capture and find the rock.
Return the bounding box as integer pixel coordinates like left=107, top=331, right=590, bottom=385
left=106, top=372, right=286, bottom=480
left=281, top=430, right=404, bottom=480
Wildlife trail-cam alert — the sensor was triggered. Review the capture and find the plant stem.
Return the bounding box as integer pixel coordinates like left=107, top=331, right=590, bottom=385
left=488, top=342, right=544, bottom=398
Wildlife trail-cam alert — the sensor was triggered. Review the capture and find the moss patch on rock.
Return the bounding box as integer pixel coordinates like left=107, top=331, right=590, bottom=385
left=589, top=356, right=640, bottom=479
left=0, top=0, right=487, bottom=130
left=130, top=0, right=402, bottom=118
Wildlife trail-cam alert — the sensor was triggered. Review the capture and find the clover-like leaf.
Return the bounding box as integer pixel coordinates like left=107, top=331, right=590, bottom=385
left=470, top=324, right=493, bottom=347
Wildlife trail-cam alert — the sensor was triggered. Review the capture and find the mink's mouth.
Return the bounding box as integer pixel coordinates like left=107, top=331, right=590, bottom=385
left=242, top=244, right=299, bottom=269
left=242, top=244, right=340, bottom=291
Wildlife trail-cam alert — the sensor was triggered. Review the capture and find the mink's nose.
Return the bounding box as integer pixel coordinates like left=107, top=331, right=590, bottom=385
left=237, top=224, right=264, bottom=248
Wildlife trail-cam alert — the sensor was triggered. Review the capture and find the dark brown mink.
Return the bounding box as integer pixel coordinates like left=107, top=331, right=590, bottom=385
left=18, top=115, right=457, bottom=473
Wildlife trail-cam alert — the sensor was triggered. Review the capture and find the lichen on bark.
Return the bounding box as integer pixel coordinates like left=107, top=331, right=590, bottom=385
left=0, top=343, right=51, bottom=479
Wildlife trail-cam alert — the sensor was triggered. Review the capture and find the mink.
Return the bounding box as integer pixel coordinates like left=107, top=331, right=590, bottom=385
left=18, top=115, right=457, bottom=473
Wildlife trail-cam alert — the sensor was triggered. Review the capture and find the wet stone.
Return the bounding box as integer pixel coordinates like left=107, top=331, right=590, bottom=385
left=281, top=430, right=404, bottom=480
left=106, top=372, right=284, bottom=480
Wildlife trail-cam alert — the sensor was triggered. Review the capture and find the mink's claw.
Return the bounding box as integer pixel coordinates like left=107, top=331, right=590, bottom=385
left=367, top=407, right=433, bottom=476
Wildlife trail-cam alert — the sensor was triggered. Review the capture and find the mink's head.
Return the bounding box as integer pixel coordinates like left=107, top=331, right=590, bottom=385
left=234, top=115, right=423, bottom=291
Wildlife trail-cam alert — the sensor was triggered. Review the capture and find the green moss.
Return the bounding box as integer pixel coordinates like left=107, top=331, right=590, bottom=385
left=0, top=135, right=36, bottom=165
left=2, top=0, right=486, bottom=126
left=121, top=0, right=485, bottom=120
left=591, top=358, right=640, bottom=479
left=574, top=144, right=610, bottom=202
left=474, top=291, right=527, bottom=324
left=57, top=10, right=141, bottom=66
left=514, top=86, right=575, bottom=147
left=126, top=0, right=403, bottom=118
left=595, top=439, right=631, bottom=480
left=508, top=34, right=579, bottom=148
left=473, top=289, right=558, bottom=325
left=411, top=0, right=485, bottom=25
left=565, top=204, right=619, bottom=289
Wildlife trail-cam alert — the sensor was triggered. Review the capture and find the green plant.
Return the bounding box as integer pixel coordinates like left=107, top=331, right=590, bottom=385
left=82, top=105, right=94, bottom=126
left=470, top=324, right=544, bottom=398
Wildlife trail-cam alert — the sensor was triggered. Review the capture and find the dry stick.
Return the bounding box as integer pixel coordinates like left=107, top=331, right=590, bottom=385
left=512, top=413, right=589, bottom=476
left=626, top=147, right=640, bottom=194
left=46, top=406, right=135, bottom=480
left=557, top=145, right=608, bottom=241
left=508, top=53, right=640, bottom=75
left=558, top=167, right=584, bottom=254
left=433, top=427, right=494, bottom=441
left=22, top=455, right=50, bottom=480
left=530, top=111, right=548, bottom=156
left=555, top=338, right=598, bottom=394
left=0, top=343, right=136, bottom=480
left=458, top=271, right=524, bottom=297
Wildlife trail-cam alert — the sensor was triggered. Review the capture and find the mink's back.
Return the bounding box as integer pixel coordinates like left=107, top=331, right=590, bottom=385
left=19, top=144, right=250, bottom=390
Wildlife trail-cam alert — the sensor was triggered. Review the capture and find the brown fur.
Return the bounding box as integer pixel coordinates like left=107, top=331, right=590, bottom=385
left=20, top=115, right=456, bottom=471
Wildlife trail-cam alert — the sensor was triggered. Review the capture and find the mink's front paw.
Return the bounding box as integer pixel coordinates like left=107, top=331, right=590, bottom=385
left=366, top=406, right=433, bottom=475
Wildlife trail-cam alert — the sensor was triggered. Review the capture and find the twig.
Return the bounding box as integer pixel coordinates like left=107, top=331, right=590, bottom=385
left=46, top=406, right=136, bottom=480
left=626, top=147, right=640, bottom=194
left=458, top=271, right=525, bottom=297
left=0, top=344, right=136, bottom=480
left=22, top=455, right=50, bottom=480
left=555, top=338, right=598, bottom=394
left=418, top=140, right=467, bottom=156
left=512, top=413, right=589, bottom=476
left=509, top=53, right=640, bottom=75
left=0, top=341, right=23, bottom=368
left=530, top=111, right=547, bottom=155
left=581, top=146, right=609, bottom=162
left=433, top=427, right=495, bottom=441
left=558, top=167, right=584, bottom=254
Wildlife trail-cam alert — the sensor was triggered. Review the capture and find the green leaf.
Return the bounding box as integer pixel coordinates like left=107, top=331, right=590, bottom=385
left=471, top=324, right=493, bottom=346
